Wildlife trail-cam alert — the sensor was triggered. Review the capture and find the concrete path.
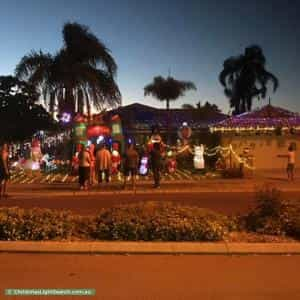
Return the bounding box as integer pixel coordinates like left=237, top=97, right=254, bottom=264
left=1, top=241, right=300, bottom=255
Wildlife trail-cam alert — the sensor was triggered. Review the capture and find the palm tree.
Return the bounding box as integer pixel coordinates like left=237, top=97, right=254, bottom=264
left=144, top=76, right=196, bottom=110
left=144, top=76, right=196, bottom=142
left=219, top=45, right=279, bottom=115
left=15, top=22, right=121, bottom=118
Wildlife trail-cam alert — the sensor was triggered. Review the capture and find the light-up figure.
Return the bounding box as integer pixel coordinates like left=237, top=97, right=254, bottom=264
left=111, top=142, right=121, bottom=179
left=194, top=144, right=205, bottom=170
left=167, top=151, right=177, bottom=174
left=139, top=156, right=149, bottom=176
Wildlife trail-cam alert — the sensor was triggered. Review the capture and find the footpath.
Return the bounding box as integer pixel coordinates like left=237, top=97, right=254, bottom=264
left=6, top=175, right=300, bottom=198
left=0, top=241, right=300, bottom=255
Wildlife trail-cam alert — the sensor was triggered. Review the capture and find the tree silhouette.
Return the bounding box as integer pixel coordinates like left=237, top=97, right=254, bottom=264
left=16, top=22, right=121, bottom=118
left=219, top=45, right=279, bottom=115
left=0, top=76, right=57, bottom=142
left=144, top=76, right=196, bottom=142
left=182, top=101, right=221, bottom=114
left=144, top=76, right=196, bottom=110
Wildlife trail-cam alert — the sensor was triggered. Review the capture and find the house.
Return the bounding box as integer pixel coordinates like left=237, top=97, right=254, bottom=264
left=108, top=103, right=227, bottom=144
left=210, top=105, right=300, bottom=170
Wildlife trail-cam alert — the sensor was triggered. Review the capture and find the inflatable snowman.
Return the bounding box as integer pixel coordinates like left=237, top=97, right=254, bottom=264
left=193, top=144, right=205, bottom=170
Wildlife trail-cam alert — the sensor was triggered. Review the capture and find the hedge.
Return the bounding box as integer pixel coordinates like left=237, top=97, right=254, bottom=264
left=0, top=203, right=236, bottom=241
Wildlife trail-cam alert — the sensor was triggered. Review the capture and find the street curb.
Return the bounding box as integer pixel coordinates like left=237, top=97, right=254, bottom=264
left=0, top=241, right=300, bottom=255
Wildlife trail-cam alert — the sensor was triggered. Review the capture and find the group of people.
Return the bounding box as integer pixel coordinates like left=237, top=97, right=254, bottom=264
left=0, top=141, right=297, bottom=197
left=77, top=142, right=162, bottom=190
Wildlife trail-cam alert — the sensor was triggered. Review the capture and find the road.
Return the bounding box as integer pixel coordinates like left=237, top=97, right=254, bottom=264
left=1, top=253, right=300, bottom=299
left=1, top=181, right=300, bottom=215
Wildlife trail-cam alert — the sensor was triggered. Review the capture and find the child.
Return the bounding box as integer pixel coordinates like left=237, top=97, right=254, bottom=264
left=278, top=144, right=296, bottom=181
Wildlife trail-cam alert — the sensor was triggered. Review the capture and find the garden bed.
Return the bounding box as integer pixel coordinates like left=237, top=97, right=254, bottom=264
left=0, top=186, right=299, bottom=242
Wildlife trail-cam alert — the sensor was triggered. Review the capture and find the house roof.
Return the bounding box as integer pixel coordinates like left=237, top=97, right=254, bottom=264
left=210, top=105, right=300, bottom=132
left=108, top=102, right=227, bottom=130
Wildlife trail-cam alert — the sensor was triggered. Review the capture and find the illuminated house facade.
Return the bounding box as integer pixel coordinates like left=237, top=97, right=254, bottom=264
left=210, top=105, right=300, bottom=170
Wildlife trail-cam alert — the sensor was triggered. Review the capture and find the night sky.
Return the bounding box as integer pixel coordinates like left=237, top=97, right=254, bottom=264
left=1, top=0, right=299, bottom=113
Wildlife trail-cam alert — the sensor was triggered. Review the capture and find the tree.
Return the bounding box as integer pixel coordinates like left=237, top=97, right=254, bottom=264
left=219, top=45, right=279, bottom=115
left=181, top=103, right=195, bottom=109
left=0, top=76, right=57, bottom=142
left=15, top=22, right=121, bottom=118
left=144, top=76, right=196, bottom=142
left=182, top=101, right=222, bottom=114
left=144, top=76, right=196, bottom=110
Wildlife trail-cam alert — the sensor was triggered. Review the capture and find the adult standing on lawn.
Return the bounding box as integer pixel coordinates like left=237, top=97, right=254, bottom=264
left=0, top=143, right=10, bottom=199
left=78, top=144, right=91, bottom=190
left=123, top=143, right=139, bottom=190
left=150, top=142, right=162, bottom=188
left=278, top=143, right=296, bottom=181
left=96, top=144, right=112, bottom=184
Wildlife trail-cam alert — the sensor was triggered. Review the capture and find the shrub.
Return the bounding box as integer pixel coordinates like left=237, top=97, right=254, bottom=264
left=244, top=185, right=300, bottom=238
left=0, top=207, right=73, bottom=240
left=92, top=202, right=236, bottom=241
left=0, top=203, right=236, bottom=241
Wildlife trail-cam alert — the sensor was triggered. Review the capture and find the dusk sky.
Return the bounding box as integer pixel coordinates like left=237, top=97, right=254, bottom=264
left=1, top=0, right=300, bottom=113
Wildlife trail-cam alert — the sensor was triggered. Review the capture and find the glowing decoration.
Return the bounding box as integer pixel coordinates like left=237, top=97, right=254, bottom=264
left=96, top=135, right=105, bottom=145
left=111, top=143, right=121, bottom=175
left=139, top=156, right=149, bottom=175
left=167, top=152, right=177, bottom=174
left=29, top=139, right=43, bottom=170
left=150, top=133, right=162, bottom=144
left=211, top=105, right=300, bottom=133
left=194, top=145, right=205, bottom=169
left=74, top=123, right=87, bottom=144
left=61, top=112, right=71, bottom=123
left=111, top=114, right=124, bottom=152
left=178, top=122, right=192, bottom=145
left=87, top=125, right=111, bottom=138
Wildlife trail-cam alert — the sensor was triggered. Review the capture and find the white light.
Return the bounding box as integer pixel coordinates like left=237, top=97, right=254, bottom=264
left=96, top=136, right=104, bottom=144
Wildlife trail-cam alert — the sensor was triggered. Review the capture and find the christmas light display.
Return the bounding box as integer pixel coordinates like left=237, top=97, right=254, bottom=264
left=211, top=105, right=300, bottom=133
left=193, top=145, right=205, bottom=170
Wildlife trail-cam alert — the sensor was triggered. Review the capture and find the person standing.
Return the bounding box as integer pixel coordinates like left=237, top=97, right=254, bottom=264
left=87, top=144, right=96, bottom=185
left=123, top=143, right=139, bottom=190
left=150, top=142, right=162, bottom=188
left=278, top=144, right=296, bottom=181
left=96, top=144, right=112, bottom=184
left=0, top=143, right=10, bottom=199
left=78, top=144, right=91, bottom=190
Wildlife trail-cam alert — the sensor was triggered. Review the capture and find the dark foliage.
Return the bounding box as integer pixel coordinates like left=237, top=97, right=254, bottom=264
left=244, top=186, right=300, bottom=238
left=144, top=76, right=196, bottom=110
left=16, top=22, right=121, bottom=117
left=0, top=76, right=57, bottom=142
left=219, top=45, right=279, bottom=115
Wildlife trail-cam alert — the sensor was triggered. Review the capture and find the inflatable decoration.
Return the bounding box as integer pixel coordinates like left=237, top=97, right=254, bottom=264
left=139, top=156, right=149, bottom=175
left=167, top=151, right=177, bottom=174
left=194, top=144, right=205, bottom=170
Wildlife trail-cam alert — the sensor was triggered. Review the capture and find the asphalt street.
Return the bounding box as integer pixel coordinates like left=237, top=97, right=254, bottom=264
left=1, top=253, right=300, bottom=300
